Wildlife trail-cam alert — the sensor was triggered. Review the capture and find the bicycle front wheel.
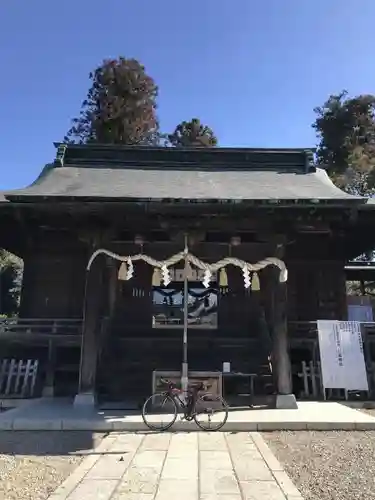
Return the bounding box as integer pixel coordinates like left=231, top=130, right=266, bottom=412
left=142, top=393, right=178, bottom=431
left=193, top=393, right=228, bottom=431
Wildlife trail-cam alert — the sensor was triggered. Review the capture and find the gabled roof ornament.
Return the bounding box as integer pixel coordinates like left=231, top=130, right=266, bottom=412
left=54, top=143, right=68, bottom=167
left=304, top=149, right=315, bottom=172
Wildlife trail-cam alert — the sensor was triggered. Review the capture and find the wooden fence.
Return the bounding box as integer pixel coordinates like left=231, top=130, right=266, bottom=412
left=0, top=318, right=82, bottom=336
left=298, top=361, right=322, bottom=398
left=297, top=360, right=373, bottom=400
left=0, top=359, right=39, bottom=397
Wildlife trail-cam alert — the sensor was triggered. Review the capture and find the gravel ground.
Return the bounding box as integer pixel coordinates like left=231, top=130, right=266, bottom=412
left=262, top=430, right=375, bottom=500
left=0, top=431, right=104, bottom=500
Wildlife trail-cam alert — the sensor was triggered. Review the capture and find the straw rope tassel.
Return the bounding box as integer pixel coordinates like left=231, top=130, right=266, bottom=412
left=252, top=271, right=260, bottom=291
left=152, top=268, right=161, bottom=286
left=118, top=262, right=127, bottom=281
left=219, top=267, right=228, bottom=287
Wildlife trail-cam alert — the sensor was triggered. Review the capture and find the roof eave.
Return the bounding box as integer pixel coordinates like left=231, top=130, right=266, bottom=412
left=3, top=194, right=365, bottom=207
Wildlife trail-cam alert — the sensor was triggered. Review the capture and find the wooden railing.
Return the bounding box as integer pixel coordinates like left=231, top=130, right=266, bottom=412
left=0, top=318, right=83, bottom=337
left=289, top=320, right=375, bottom=337
left=288, top=321, right=318, bottom=339
left=0, top=318, right=374, bottom=339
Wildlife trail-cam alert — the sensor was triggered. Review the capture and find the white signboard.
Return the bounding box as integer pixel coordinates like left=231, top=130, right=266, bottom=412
left=317, top=320, right=368, bottom=391
left=340, top=321, right=368, bottom=391
left=317, top=320, right=346, bottom=389
left=223, top=362, right=231, bottom=373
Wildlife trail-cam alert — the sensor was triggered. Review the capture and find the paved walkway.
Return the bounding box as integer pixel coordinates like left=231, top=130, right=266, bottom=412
left=2, top=398, right=375, bottom=431
left=48, top=432, right=303, bottom=500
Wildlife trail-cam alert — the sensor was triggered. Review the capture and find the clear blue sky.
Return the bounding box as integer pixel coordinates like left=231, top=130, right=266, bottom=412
left=0, top=0, right=374, bottom=190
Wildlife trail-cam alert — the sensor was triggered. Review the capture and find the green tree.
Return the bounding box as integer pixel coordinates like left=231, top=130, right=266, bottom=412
left=313, top=91, right=375, bottom=196
left=64, top=57, right=159, bottom=145
left=0, top=250, right=23, bottom=316
left=167, top=118, right=218, bottom=147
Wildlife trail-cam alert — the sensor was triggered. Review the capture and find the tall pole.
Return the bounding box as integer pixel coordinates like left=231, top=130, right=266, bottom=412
left=181, top=234, right=189, bottom=396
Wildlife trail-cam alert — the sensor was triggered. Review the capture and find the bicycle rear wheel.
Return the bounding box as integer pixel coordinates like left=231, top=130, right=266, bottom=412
left=193, top=393, right=228, bottom=431
left=142, top=393, right=178, bottom=431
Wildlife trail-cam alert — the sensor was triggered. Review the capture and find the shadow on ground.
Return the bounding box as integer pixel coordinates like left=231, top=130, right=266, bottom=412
left=0, top=430, right=104, bottom=456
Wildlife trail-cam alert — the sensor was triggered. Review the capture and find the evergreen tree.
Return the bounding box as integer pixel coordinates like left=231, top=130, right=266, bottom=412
left=0, top=250, right=22, bottom=316
left=167, top=118, right=218, bottom=147
left=313, top=91, right=375, bottom=196
left=64, top=57, right=159, bottom=145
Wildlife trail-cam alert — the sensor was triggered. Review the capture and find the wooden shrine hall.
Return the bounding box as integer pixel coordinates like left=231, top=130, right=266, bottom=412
left=1, top=143, right=375, bottom=409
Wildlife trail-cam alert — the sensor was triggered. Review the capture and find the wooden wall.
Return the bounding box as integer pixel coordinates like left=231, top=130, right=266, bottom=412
left=17, top=239, right=348, bottom=324
left=20, top=248, right=87, bottom=318
left=108, top=240, right=274, bottom=339
left=287, top=260, right=347, bottom=321
left=96, top=241, right=277, bottom=400
left=12, top=235, right=349, bottom=401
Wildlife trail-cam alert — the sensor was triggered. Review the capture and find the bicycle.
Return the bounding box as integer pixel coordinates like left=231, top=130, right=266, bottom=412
left=142, top=378, right=229, bottom=432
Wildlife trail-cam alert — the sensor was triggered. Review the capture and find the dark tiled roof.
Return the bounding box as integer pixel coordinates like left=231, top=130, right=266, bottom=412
left=5, top=164, right=361, bottom=202
left=3, top=144, right=363, bottom=203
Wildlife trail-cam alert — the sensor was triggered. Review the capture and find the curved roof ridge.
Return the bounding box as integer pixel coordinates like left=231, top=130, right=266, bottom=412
left=314, top=167, right=351, bottom=195
left=54, top=142, right=315, bottom=172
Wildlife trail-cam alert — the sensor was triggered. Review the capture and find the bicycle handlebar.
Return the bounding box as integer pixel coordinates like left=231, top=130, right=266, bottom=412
left=159, top=377, right=210, bottom=391
left=160, top=377, right=172, bottom=386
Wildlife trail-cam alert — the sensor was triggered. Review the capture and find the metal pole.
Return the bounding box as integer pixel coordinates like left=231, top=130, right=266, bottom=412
left=181, top=234, right=189, bottom=396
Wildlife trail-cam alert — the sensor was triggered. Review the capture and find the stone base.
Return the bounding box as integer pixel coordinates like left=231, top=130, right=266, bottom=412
left=73, top=392, right=97, bottom=408
left=276, top=393, right=298, bottom=409
left=42, top=386, right=54, bottom=397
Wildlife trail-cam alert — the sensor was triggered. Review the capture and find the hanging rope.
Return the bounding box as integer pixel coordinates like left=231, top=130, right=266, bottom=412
left=87, top=247, right=287, bottom=289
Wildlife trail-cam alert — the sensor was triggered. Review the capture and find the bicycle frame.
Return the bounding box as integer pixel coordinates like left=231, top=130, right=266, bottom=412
left=143, top=379, right=228, bottom=432
left=166, top=388, right=199, bottom=419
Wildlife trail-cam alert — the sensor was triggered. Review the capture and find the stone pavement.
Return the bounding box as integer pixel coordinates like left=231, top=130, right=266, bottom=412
left=47, top=432, right=303, bottom=500
left=2, top=398, right=375, bottom=431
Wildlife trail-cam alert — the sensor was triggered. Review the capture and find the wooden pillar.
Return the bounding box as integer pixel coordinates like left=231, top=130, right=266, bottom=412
left=108, top=260, right=119, bottom=318
left=272, top=271, right=297, bottom=408
left=273, top=281, right=291, bottom=393
left=74, top=253, right=106, bottom=407
left=42, top=339, right=56, bottom=397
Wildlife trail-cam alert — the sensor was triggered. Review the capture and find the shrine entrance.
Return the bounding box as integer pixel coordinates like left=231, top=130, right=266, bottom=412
left=75, top=242, right=296, bottom=410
